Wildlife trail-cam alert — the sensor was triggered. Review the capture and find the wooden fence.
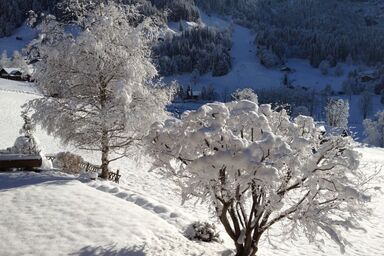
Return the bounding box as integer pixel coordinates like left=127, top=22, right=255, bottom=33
left=46, top=155, right=121, bottom=183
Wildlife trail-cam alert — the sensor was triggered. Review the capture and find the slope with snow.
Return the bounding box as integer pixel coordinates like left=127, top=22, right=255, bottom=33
left=1, top=81, right=384, bottom=255
left=0, top=171, right=224, bottom=256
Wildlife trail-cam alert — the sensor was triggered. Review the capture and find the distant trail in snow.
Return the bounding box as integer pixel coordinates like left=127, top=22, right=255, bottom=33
left=0, top=87, right=40, bottom=96
left=0, top=78, right=40, bottom=95
left=229, top=24, right=280, bottom=88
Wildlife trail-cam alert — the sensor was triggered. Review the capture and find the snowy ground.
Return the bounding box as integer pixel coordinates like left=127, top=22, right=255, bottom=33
left=0, top=172, right=225, bottom=256
left=0, top=24, right=37, bottom=54
left=1, top=80, right=384, bottom=256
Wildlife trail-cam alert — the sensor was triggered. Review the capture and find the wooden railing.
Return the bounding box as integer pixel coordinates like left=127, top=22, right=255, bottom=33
left=46, top=155, right=121, bottom=184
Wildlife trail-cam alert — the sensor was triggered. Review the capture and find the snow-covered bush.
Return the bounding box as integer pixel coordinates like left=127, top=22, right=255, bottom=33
left=185, top=221, right=221, bottom=243
left=53, top=152, right=84, bottom=174
left=148, top=100, right=371, bottom=255
left=257, top=87, right=315, bottom=115
left=326, top=99, right=349, bottom=129
left=7, top=115, right=53, bottom=170
left=11, top=136, right=41, bottom=155
left=363, top=111, right=384, bottom=147
left=10, top=115, right=40, bottom=155
left=232, top=88, right=258, bottom=103
left=257, top=46, right=281, bottom=68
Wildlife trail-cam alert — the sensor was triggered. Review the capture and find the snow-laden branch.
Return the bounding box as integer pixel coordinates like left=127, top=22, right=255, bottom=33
left=147, top=100, right=374, bottom=255
left=24, top=3, right=174, bottom=178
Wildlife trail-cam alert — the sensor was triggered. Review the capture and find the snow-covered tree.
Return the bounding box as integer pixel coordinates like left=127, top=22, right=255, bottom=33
left=25, top=3, right=173, bottom=179
left=25, top=14, right=65, bottom=60
left=54, top=0, right=94, bottom=25
left=319, top=60, right=330, bottom=75
left=258, top=46, right=281, bottom=68
left=0, top=50, right=11, bottom=68
left=334, top=63, right=344, bottom=77
left=363, top=111, right=384, bottom=147
left=360, top=90, right=373, bottom=120
left=191, top=69, right=200, bottom=86
left=11, top=51, right=29, bottom=75
left=148, top=100, right=371, bottom=255
left=232, top=88, right=258, bottom=104
left=326, top=99, right=349, bottom=129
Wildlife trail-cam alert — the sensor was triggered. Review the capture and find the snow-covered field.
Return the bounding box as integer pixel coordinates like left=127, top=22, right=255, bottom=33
left=0, top=171, right=227, bottom=256
left=1, top=78, right=384, bottom=256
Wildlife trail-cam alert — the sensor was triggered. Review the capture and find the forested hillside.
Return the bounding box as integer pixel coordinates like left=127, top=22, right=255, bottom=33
left=0, top=0, right=57, bottom=37
left=197, top=0, right=384, bottom=67
left=155, top=26, right=231, bottom=76
left=0, top=0, right=198, bottom=37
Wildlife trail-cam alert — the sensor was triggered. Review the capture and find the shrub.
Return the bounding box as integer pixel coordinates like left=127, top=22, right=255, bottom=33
left=363, top=111, right=384, bottom=147
left=232, top=88, right=258, bottom=103
left=185, top=221, right=221, bottom=243
left=53, top=152, right=84, bottom=174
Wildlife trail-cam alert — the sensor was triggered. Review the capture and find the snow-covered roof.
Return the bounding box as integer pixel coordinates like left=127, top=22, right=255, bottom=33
left=192, top=90, right=201, bottom=96
left=2, top=68, right=23, bottom=75
left=359, top=70, right=376, bottom=76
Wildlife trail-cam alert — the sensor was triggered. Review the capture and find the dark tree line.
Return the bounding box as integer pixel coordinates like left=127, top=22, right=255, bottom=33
left=0, top=0, right=199, bottom=37
left=0, top=0, right=59, bottom=37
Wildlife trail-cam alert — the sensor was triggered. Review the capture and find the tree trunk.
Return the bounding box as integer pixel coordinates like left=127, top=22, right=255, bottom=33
left=100, top=129, right=109, bottom=179
left=99, top=80, right=109, bottom=180
left=234, top=233, right=259, bottom=256
left=219, top=205, right=260, bottom=256
left=234, top=244, right=258, bottom=256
